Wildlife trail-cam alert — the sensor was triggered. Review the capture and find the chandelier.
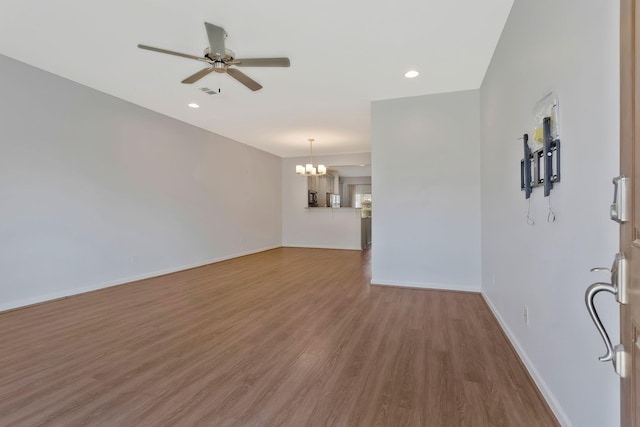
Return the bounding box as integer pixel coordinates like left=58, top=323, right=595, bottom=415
left=296, top=138, right=326, bottom=176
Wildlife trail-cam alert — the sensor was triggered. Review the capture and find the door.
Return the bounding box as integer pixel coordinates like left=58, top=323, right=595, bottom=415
left=621, top=0, right=640, bottom=424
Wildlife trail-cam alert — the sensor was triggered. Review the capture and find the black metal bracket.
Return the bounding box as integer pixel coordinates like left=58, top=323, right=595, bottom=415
left=520, top=116, right=561, bottom=198
left=542, top=116, right=561, bottom=196
left=520, top=134, right=533, bottom=199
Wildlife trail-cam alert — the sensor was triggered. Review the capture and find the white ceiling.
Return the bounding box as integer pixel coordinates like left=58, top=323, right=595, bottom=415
left=0, top=0, right=513, bottom=157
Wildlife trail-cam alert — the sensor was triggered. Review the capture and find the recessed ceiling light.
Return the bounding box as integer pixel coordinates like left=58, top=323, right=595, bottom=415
left=404, top=70, right=419, bottom=78
left=188, top=103, right=200, bottom=108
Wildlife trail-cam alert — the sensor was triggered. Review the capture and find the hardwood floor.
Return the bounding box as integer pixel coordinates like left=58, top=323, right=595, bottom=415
left=0, top=247, right=558, bottom=426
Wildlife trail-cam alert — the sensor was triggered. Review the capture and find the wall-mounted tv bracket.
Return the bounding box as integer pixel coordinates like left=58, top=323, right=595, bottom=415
left=520, top=134, right=533, bottom=199
left=542, top=117, right=561, bottom=196
left=520, top=116, right=561, bottom=198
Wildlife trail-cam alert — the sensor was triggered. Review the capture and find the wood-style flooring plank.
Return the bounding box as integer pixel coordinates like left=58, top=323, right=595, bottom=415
left=0, top=247, right=558, bottom=426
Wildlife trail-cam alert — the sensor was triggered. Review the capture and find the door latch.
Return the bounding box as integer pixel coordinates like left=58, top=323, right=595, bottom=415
left=589, top=252, right=627, bottom=304
left=611, top=176, right=630, bottom=223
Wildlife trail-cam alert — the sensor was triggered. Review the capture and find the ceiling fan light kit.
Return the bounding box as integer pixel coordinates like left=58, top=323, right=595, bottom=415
left=138, top=22, right=290, bottom=91
left=296, top=139, right=326, bottom=176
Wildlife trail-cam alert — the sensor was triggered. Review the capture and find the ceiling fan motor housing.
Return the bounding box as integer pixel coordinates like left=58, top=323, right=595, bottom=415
left=203, top=47, right=235, bottom=63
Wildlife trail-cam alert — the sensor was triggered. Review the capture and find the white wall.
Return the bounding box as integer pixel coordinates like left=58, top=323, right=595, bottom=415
left=371, top=89, right=481, bottom=292
left=282, top=153, right=370, bottom=250
left=480, top=1, right=620, bottom=426
left=0, top=54, right=282, bottom=311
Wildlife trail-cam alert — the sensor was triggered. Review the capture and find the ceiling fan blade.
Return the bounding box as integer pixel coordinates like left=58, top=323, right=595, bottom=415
left=137, top=44, right=204, bottom=62
left=205, top=22, right=226, bottom=58
left=227, top=68, right=263, bottom=91
left=181, top=67, right=216, bottom=84
left=232, top=58, right=291, bottom=67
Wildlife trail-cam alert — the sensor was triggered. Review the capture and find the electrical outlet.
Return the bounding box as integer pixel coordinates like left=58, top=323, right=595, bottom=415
left=130, top=255, right=136, bottom=263
left=523, top=305, right=529, bottom=325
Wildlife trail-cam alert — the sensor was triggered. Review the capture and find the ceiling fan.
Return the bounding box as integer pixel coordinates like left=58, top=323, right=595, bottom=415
left=138, top=22, right=290, bottom=91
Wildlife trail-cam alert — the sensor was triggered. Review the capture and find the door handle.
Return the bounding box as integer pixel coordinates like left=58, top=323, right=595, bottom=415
left=584, top=281, right=617, bottom=362
left=585, top=253, right=627, bottom=377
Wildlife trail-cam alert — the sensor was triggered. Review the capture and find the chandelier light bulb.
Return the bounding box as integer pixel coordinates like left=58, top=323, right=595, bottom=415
left=295, top=138, right=326, bottom=176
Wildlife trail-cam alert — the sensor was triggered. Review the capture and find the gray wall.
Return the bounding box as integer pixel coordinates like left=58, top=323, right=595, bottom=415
left=371, top=89, right=481, bottom=291
left=0, top=54, right=283, bottom=311
left=480, top=1, right=620, bottom=425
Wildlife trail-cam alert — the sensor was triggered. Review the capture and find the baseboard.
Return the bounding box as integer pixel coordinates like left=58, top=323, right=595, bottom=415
left=370, top=279, right=479, bottom=293
left=481, top=291, right=571, bottom=427
left=0, top=245, right=281, bottom=313
left=283, top=244, right=362, bottom=251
